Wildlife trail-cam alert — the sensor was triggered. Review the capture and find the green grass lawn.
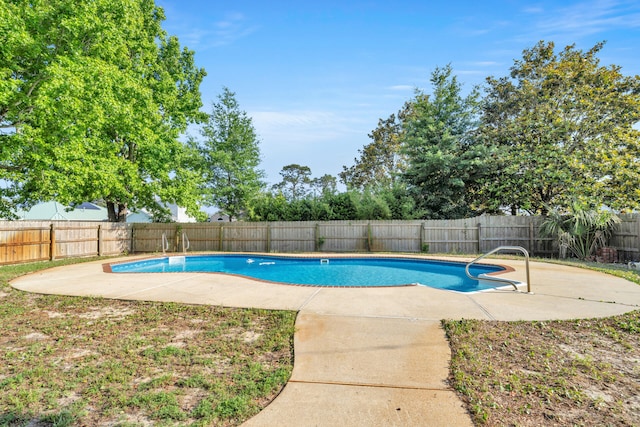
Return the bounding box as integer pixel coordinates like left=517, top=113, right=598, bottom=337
left=443, top=261, right=640, bottom=426
left=0, top=258, right=296, bottom=426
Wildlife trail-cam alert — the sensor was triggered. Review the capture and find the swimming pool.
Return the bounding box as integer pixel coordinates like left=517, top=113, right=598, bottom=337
left=109, top=255, right=507, bottom=292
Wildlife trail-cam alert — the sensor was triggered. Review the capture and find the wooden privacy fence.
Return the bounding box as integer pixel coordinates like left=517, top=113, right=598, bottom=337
left=132, top=215, right=640, bottom=261
left=609, top=214, right=640, bottom=262
left=0, top=221, right=131, bottom=265
left=131, top=218, right=554, bottom=256
left=2, top=215, right=639, bottom=265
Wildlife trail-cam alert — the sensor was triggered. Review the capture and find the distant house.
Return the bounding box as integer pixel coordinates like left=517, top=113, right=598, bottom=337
left=125, top=211, right=153, bottom=223
left=169, top=204, right=197, bottom=223
left=12, top=201, right=171, bottom=223
left=14, top=201, right=109, bottom=221
left=209, top=212, right=232, bottom=222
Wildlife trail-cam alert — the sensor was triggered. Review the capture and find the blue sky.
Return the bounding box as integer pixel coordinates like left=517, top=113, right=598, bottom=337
left=156, top=0, right=640, bottom=187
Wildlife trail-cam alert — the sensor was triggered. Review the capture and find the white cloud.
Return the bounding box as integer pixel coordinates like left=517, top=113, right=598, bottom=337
left=387, top=85, right=415, bottom=91
left=456, top=70, right=486, bottom=75
left=468, top=61, right=499, bottom=66
left=178, top=28, right=213, bottom=49
left=216, top=12, right=244, bottom=29
left=532, top=0, right=640, bottom=39
left=212, top=12, right=259, bottom=47
left=523, top=6, right=544, bottom=14
left=249, top=109, right=370, bottom=182
left=251, top=110, right=361, bottom=144
left=165, top=11, right=259, bottom=50
left=452, top=0, right=640, bottom=50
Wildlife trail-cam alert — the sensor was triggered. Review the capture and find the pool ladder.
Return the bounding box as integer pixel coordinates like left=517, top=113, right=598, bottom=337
left=465, top=246, right=531, bottom=293
left=161, top=232, right=190, bottom=255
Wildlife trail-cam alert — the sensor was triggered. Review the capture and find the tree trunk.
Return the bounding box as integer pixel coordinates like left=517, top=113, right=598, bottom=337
left=106, top=201, right=128, bottom=222
left=107, top=202, right=117, bottom=222
left=117, top=203, right=128, bottom=222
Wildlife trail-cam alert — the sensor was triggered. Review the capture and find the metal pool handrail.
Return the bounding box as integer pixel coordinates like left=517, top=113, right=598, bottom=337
left=161, top=232, right=169, bottom=255
left=465, top=246, right=531, bottom=293
left=182, top=232, right=190, bottom=254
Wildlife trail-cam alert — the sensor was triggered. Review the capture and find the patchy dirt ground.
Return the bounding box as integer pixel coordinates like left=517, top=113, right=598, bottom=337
left=443, top=311, right=640, bottom=426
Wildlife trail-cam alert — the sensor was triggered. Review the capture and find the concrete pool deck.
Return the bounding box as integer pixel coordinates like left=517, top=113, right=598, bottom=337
left=10, top=254, right=640, bottom=426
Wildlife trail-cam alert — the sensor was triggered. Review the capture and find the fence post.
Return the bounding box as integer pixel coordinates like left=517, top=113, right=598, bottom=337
left=637, top=215, right=640, bottom=261
left=50, top=224, right=56, bottom=261
left=130, top=224, right=135, bottom=254
left=529, top=221, right=534, bottom=256
left=267, top=223, right=271, bottom=253
left=219, top=226, right=224, bottom=252
left=97, top=224, right=103, bottom=257
left=477, top=223, right=482, bottom=253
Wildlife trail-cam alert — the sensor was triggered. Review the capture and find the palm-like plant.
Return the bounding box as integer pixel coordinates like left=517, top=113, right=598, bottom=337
left=541, top=204, right=621, bottom=260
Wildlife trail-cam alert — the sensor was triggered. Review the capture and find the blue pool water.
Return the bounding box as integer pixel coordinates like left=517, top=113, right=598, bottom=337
left=110, top=255, right=505, bottom=292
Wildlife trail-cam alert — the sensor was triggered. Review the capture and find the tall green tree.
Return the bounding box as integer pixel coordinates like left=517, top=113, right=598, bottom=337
left=245, top=192, right=290, bottom=221
left=340, top=111, right=406, bottom=191
left=378, top=183, right=422, bottom=219
left=311, top=174, right=337, bottom=197
left=401, top=65, right=489, bottom=219
left=0, top=0, right=206, bottom=221
left=478, top=41, right=640, bottom=214
left=272, top=164, right=312, bottom=201
left=247, top=191, right=334, bottom=221
left=192, top=88, right=264, bottom=221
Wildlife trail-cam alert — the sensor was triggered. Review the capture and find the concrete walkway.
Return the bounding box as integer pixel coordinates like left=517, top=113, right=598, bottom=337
left=10, top=255, right=640, bottom=426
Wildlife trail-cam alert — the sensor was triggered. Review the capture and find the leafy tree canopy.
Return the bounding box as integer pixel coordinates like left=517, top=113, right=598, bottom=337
left=191, top=87, right=264, bottom=221
left=311, top=174, right=338, bottom=197
left=272, top=164, right=313, bottom=201
left=478, top=41, right=640, bottom=214
left=340, top=111, right=406, bottom=191
left=401, top=64, right=490, bottom=219
left=0, top=0, right=207, bottom=221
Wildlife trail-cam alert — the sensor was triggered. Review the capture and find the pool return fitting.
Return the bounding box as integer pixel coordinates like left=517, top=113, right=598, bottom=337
left=465, top=246, right=531, bottom=293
